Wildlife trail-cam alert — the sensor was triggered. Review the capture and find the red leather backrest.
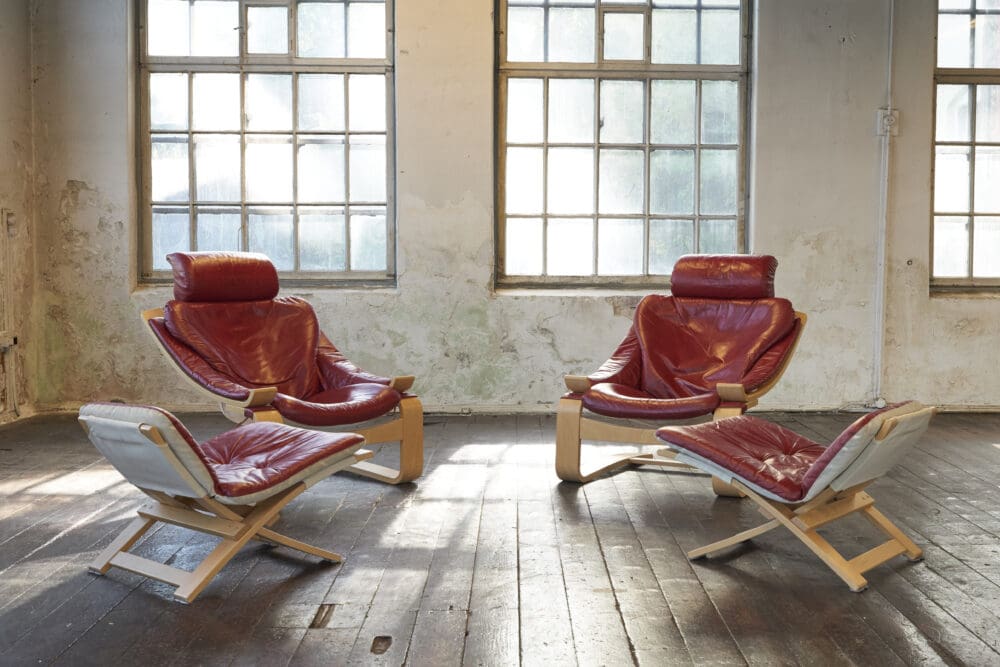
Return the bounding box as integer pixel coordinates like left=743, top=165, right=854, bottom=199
left=670, top=255, right=777, bottom=299
left=164, top=296, right=322, bottom=398
left=634, top=294, right=796, bottom=399
left=168, top=252, right=279, bottom=303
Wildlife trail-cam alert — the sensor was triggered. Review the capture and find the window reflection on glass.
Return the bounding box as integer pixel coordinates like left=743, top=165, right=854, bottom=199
left=143, top=1, right=392, bottom=276
left=500, top=2, right=744, bottom=280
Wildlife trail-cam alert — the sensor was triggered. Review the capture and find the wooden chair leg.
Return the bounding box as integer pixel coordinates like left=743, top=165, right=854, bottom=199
left=555, top=397, right=635, bottom=483
left=92, top=483, right=350, bottom=603
left=691, top=483, right=924, bottom=592
left=861, top=506, right=924, bottom=561
left=350, top=395, right=424, bottom=484
left=89, top=516, right=156, bottom=574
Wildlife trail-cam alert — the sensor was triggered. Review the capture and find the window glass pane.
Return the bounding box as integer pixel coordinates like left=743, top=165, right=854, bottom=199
left=699, top=219, right=737, bottom=253
left=508, top=78, right=544, bottom=143
left=248, top=210, right=294, bottom=270
left=246, top=138, right=293, bottom=202
left=934, top=145, right=970, bottom=212
left=507, top=7, right=545, bottom=61
left=604, top=13, right=644, bottom=61
left=650, top=149, right=693, bottom=214
left=505, top=218, right=544, bottom=275
left=151, top=209, right=190, bottom=269
left=937, top=84, right=970, bottom=141
left=701, top=80, right=739, bottom=145
left=975, top=15, right=1000, bottom=68
left=299, top=74, right=345, bottom=131
left=939, top=1, right=970, bottom=9
left=938, top=14, right=971, bottom=67
left=700, top=149, right=738, bottom=215
left=600, top=80, right=644, bottom=144
left=348, top=75, right=386, bottom=132
left=299, top=210, right=347, bottom=271
left=975, top=146, right=1000, bottom=212
left=347, top=2, right=386, bottom=58
left=151, top=136, right=189, bottom=202
left=973, top=217, right=1000, bottom=277
left=548, top=79, right=594, bottom=143
left=652, top=10, right=696, bottom=64
left=298, top=2, right=345, bottom=58
left=196, top=209, right=241, bottom=252
left=549, top=8, right=596, bottom=62
left=150, top=73, right=188, bottom=131
left=548, top=147, right=595, bottom=214
left=701, top=9, right=740, bottom=65
left=548, top=218, right=594, bottom=275
left=246, top=74, right=293, bottom=132
left=247, top=6, right=288, bottom=54
left=649, top=219, right=693, bottom=274
left=933, top=216, right=969, bottom=277
left=599, top=149, right=644, bottom=214
left=976, top=85, right=1000, bottom=142
left=349, top=135, right=387, bottom=202
left=192, top=73, right=240, bottom=131
left=194, top=134, right=241, bottom=201
left=147, top=0, right=190, bottom=56
left=350, top=210, right=387, bottom=270
left=191, top=1, right=238, bottom=57
left=651, top=80, right=696, bottom=145
left=298, top=138, right=346, bottom=203
left=506, top=147, right=544, bottom=214
left=597, top=218, right=643, bottom=275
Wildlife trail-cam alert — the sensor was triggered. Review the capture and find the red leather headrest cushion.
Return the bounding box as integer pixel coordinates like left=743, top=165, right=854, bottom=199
left=670, top=254, right=778, bottom=299
left=168, top=252, right=279, bottom=302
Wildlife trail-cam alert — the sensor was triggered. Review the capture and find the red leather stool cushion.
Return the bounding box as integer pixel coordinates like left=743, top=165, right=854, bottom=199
left=193, top=422, right=364, bottom=498
left=656, top=416, right=826, bottom=501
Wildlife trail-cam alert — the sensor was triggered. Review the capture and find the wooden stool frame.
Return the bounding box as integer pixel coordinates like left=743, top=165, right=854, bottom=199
left=83, top=419, right=373, bottom=603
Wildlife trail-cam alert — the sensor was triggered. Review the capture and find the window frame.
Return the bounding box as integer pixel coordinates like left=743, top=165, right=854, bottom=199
left=137, top=0, right=396, bottom=286
left=495, top=0, right=751, bottom=289
left=931, top=2, right=1000, bottom=290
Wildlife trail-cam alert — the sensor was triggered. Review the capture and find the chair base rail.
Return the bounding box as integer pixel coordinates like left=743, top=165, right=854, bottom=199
left=90, top=483, right=344, bottom=603
left=555, top=397, right=743, bottom=496
left=687, top=481, right=923, bottom=592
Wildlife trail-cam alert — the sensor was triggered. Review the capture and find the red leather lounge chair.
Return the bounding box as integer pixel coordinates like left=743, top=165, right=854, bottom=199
left=556, top=254, right=806, bottom=494
left=656, top=401, right=936, bottom=591
left=142, top=251, right=422, bottom=484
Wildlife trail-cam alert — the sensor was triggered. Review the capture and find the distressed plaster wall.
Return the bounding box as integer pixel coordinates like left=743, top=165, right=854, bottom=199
left=20, top=0, right=1000, bottom=414
left=882, top=0, right=1000, bottom=410
left=0, top=0, right=34, bottom=421
left=751, top=0, right=891, bottom=409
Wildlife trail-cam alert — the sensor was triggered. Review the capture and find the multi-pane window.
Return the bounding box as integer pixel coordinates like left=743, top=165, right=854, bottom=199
left=498, top=0, right=747, bottom=285
left=933, top=1, right=1000, bottom=286
left=139, top=0, right=394, bottom=281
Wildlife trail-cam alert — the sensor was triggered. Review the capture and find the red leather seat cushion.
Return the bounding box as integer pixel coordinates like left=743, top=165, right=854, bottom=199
left=582, top=383, right=720, bottom=420
left=164, top=297, right=323, bottom=398
left=194, top=422, right=364, bottom=498
left=656, top=416, right=826, bottom=502
left=273, top=383, right=402, bottom=427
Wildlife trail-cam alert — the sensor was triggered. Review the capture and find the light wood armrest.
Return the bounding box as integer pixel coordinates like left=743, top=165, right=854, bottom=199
left=390, top=375, right=415, bottom=392
left=141, top=307, right=165, bottom=322
left=716, top=383, right=750, bottom=403
left=244, top=386, right=278, bottom=407
left=564, top=375, right=593, bottom=393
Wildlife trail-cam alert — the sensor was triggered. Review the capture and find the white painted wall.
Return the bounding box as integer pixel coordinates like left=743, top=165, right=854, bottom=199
left=18, top=0, right=1000, bottom=414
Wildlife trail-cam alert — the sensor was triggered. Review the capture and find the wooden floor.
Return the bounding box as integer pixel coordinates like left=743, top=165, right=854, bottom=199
left=1, top=411, right=1000, bottom=666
